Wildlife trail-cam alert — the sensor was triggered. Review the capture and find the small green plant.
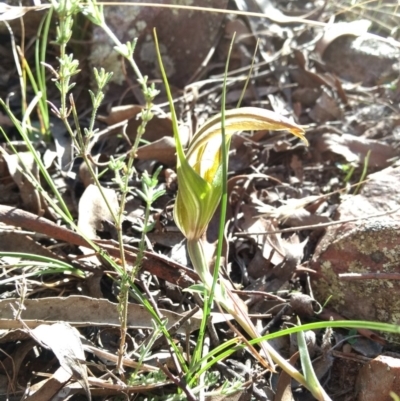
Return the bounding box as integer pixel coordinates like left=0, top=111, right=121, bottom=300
left=0, top=252, right=85, bottom=285
left=77, top=0, right=163, bottom=368
left=0, top=0, right=181, bottom=379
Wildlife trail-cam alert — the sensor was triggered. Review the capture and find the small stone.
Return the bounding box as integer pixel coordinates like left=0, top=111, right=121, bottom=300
left=310, top=166, right=400, bottom=338
left=323, top=35, right=400, bottom=86
left=356, top=355, right=400, bottom=401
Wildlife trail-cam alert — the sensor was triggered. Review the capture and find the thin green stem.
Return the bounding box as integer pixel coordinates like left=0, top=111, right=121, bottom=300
left=209, top=33, right=236, bottom=305
left=35, top=8, right=52, bottom=139
left=96, top=22, right=146, bottom=92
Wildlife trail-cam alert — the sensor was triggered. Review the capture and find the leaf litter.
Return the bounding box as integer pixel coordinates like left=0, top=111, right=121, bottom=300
left=1, top=1, right=400, bottom=400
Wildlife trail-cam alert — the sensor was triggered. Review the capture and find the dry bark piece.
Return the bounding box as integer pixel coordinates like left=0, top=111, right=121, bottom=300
left=25, top=366, right=74, bottom=401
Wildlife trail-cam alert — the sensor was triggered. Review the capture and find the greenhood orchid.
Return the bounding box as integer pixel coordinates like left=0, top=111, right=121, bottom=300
left=174, top=107, right=307, bottom=242
left=155, top=31, right=332, bottom=401
left=173, top=105, right=310, bottom=371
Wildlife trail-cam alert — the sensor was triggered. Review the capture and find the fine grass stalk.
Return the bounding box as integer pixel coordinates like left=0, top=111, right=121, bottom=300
left=34, top=7, right=53, bottom=138
left=78, top=0, right=162, bottom=369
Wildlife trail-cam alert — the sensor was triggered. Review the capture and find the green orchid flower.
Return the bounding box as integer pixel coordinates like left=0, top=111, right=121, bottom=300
left=176, top=106, right=309, bottom=370
left=155, top=31, right=331, bottom=400
left=174, top=106, right=307, bottom=241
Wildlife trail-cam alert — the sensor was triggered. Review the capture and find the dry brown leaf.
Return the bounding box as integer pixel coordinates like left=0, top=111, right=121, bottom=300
left=136, top=136, right=177, bottom=166
left=77, top=184, right=118, bottom=263
left=282, top=209, right=331, bottom=229
left=240, top=204, right=285, bottom=265
left=265, top=237, right=307, bottom=292
left=90, top=1, right=228, bottom=88
left=2, top=151, right=42, bottom=215
left=274, top=352, right=299, bottom=401
left=309, top=92, right=343, bottom=123
left=315, top=20, right=372, bottom=58
left=99, top=104, right=174, bottom=143
left=78, top=157, right=99, bottom=188
left=254, top=195, right=320, bottom=220
left=51, top=120, right=74, bottom=172
left=0, top=111, right=12, bottom=127
left=320, top=29, right=400, bottom=86
left=98, top=104, right=141, bottom=126
left=253, top=195, right=331, bottom=228
left=289, top=293, right=316, bottom=318
left=4, top=339, right=36, bottom=393
left=0, top=232, right=61, bottom=259
left=246, top=248, right=270, bottom=279
left=315, top=133, right=397, bottom=167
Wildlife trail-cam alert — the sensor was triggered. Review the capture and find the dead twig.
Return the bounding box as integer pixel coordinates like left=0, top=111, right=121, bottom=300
left=0, top=205, right=198, bottom=287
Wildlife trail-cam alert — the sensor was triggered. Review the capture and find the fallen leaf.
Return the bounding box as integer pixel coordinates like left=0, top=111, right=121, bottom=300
left=136, top=136, right=177, bottom=166
left=315, top=133, right=397, bottom=167
left=98, top=104, right=174, bottom=142
left=0, top=232, right=62, bottom=259
left=0, top=295, right=230, bottom=333
left=2, top=151, right=42, bottom=215
left=0, top=3, right=48, bottom=21
left=274, top=353, right=299, bottom=401
left=51, top=120, right=74, bottom=172
left=309, top=91, right=343, bottom=123
left=315, top=20, right=372, bottom=57
left=31, top=323, right=91, bottom=400
left=78, top=184, right=119, bottom=239
left=240, top=204, right=285, bottom=265
left=90, top=1, right=229, bottom=88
